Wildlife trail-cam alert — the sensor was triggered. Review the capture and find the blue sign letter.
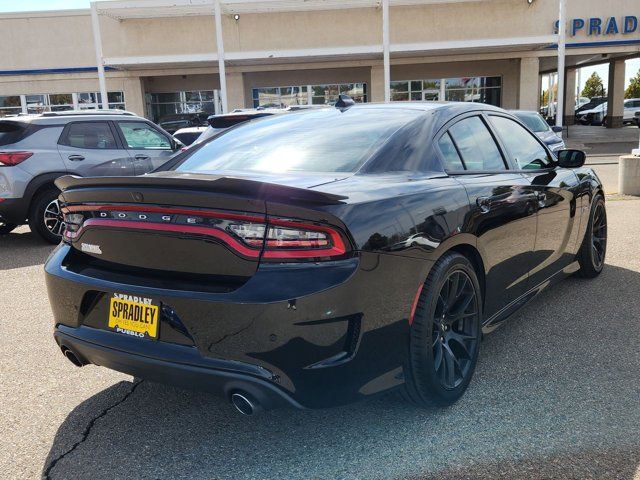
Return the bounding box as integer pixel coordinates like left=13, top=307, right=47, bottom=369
left=588, top=18, right=602, bottom=35
left=605, top=17, right=619, bottom=35
left=572, top=18, right=585, bottom=36
left=624, top=16, right=638, bottom=34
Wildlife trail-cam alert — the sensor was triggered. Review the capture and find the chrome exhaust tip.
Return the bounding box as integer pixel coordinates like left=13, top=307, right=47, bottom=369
left=230, top=392, right=261, bottom=415
left=61, top=347, right=85, bottom=367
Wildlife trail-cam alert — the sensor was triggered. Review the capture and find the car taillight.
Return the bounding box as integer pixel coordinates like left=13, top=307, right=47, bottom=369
left=0, top=151, right=33, bottom=166
left=62, top=213, right=84, bottom=241
left=262, top=220, right=346, bottom=259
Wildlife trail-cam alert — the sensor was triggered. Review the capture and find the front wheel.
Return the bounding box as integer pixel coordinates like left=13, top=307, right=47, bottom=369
left=0, top=221, right=17, bottom=235
left=29, top=187, right=65, bottom=244
left=576, top=194, right=607, bottom=278
left=403, top=252, right=482, bottom=408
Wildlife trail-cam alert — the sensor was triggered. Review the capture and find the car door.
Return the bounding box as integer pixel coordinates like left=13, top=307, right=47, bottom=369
left=57, top=121, right=135, bottom=176
left=114, top=120, right=177, bottom=174
left=438, top=114, right=539, bottom=319
left=487, top=114, right=582, bottom=289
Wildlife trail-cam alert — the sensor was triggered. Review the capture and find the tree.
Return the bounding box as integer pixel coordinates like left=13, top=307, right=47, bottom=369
left=625, top=69, right=640, bottom=99
left=581, top=72, right=606, bottom=99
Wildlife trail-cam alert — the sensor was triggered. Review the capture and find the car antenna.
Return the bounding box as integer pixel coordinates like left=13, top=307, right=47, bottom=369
left=335, top=94, right=355, bottom=111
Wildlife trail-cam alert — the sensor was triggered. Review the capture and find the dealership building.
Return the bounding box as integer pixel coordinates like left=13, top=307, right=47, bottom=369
left=0, top=0, right=639, bottom=126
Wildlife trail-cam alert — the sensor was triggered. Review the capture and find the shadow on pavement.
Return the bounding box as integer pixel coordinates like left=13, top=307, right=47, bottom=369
left=42, top=264, right=640, bottom=479
left=0, top=229, right=54, bottom=270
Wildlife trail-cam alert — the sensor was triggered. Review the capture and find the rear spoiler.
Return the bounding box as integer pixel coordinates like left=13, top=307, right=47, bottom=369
left=55, top=174, right=347, bottom=206
left=207, top=112, right=274, bottom=129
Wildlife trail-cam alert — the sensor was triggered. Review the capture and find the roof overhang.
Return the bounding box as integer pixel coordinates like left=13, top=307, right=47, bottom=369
left=93, top=0, right=489, bottom=19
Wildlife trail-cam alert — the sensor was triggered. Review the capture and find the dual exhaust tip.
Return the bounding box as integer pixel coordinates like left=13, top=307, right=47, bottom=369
left=61, top=346, right=264, bottom=416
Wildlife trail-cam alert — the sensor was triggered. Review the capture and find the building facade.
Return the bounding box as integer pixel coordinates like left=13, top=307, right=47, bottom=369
left=0, top=0, right=638, bottom=126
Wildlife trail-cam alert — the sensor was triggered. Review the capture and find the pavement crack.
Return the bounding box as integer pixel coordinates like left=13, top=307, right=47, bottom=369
left=42, top=379, right=143, bottom=480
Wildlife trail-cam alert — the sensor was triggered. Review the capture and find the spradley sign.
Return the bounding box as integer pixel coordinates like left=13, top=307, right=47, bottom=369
left=554, top=16, right=639, bottom=36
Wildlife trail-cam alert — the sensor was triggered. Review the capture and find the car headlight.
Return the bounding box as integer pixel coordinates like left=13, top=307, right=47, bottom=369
left=550, top=142, right=565, bottom=152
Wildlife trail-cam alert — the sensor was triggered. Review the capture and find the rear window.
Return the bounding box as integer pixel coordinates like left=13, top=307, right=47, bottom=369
left=0, top=122, right=26, bottom=147
left=175, top=108, right=423, bottom=174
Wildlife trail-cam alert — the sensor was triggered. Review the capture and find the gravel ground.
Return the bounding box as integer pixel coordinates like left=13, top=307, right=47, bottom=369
left=1, top=197, right=639, bottom=480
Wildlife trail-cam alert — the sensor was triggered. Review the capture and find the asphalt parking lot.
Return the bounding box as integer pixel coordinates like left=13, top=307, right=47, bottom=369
left=1, top=197, right=639, bottom=480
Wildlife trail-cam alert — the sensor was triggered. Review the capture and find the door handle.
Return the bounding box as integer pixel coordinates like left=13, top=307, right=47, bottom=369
left=68, top=154, right=85, bottom=161
left=476, top=196, right=491, bottom=213
left=134, top=154, right=150, bottom=161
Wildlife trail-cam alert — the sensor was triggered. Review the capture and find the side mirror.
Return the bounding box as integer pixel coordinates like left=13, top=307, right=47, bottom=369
left=557, top=149, right=586, bottom=168
left=551, top=125, right=563, bottom=133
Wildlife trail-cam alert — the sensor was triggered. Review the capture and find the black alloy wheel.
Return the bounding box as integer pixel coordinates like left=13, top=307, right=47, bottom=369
left=577, top=194, right=607, bottom=278
left=432, top=270, right=479, bottom=389
left=403, top=252, right=482, bottom=408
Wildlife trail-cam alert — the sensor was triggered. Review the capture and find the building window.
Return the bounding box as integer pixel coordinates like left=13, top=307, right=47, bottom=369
left=390, top=77, right=502, bottom=107
left=146, top=90, right=218, bottom=123
left=26, top=94, right=74, bottom=114
left=0, top=96, right=22, bottom=117
left=252, top=83, right=367, bottom=108
left=78, top=91, right=126, bottom=110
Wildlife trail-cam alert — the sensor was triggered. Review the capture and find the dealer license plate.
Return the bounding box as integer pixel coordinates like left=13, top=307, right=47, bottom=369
left=108, top=293, right=159, bottom=339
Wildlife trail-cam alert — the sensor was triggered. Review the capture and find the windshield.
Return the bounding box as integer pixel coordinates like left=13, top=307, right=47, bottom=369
left=513, top=112, right=549, bottom=132
left=175, top=108, right=424, bottom=174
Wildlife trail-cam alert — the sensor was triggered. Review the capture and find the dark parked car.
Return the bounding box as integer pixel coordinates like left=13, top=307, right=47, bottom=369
left=510, top=110, right=565, bottom=153
left=46, top=101, right=606, bottom=414
left=158, top=112, right=209, bottom=134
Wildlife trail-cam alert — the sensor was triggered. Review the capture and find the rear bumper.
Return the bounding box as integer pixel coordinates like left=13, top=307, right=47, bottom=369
left=55, top=324, right=303, bottom=410
left=0, top=197, right=28, bottom=225
left=46, top=244, right=426, bottom=408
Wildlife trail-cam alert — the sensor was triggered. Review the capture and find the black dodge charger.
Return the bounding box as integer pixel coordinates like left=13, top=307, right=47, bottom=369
left=45, top=101, right=606, bottom=414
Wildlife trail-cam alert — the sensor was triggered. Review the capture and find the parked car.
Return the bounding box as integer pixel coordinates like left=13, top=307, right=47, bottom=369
left=0, top=110, right=182, bottom=242
left=46, top=101, right=605, bottom=414
left=574, top=96, right=606, bottom=118
left=577, top=98, right=640, bottom=126
left=510, top=110, right=565, bottom=153
left=173, top=126, right=208, bottom=146
left=158, top=112, right=210, bottom=134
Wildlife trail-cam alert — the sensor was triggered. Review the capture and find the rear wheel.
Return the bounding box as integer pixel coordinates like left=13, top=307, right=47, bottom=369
left=403, top=252, right=482, bottom=408
left=29, top=187, right=65, bottom=244
left=576, top=194, right=607, bottom=278
left=0, top=221, right=17, bottom=235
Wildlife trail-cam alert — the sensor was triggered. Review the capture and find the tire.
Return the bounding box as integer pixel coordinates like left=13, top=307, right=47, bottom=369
left=576, top=194, right=607, bottom=278
left=403, top=252, right=482, bottom=408
left=29, top=187, right=64, bottom=244
left=0, top=221, right=17, bottom=235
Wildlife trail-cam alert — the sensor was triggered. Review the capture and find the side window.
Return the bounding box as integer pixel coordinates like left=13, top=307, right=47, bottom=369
left=448, top=116, right=505, bottom=171
left=117, top=122, right=172, bottom=150
left=437, top=132, right=465, bottom=171
left=489, top=115, right=552, bottom=170
left=60, top=122, right=117, bottom=149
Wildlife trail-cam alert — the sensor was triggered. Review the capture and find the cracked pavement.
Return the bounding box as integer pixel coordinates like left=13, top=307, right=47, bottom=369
left=1, top=198, right=639, bottom=480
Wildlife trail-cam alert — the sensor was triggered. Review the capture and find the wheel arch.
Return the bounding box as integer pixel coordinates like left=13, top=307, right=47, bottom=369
left=24, top=172, right=67, bottom=221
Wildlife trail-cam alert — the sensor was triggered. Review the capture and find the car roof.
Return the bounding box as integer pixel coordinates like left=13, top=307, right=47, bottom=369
left=174, top=126, right=208, bottom=134
left=1, top=110, right=143, bottom=125
left=509, top=110, right=542, bottom=115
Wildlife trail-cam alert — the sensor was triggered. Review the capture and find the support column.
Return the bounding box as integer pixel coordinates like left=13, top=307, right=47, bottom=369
left=90, top=3, right=108, bottom=110
left=563, top=68, right=576, bottom=125
left=214, top=0, right=228, bottom=113
left=518, top=57, right=540, bottom=111
left=370, top=65, right=386, bottom=102
left=122, top=77, right=146, bottom=117
left=382, top=0, right=390, bottom=103
left=225, top=72, right=245, bottom=111
left=606, top=59, right=626, bottom=128
left=555, top=0, right=566, bottom=127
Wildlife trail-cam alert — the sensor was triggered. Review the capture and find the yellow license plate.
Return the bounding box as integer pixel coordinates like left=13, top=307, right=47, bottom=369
left=108, top=294, right=159, bottom=339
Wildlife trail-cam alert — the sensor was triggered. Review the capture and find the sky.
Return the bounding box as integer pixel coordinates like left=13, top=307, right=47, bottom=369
left=0, top=0, right=91, bottom=11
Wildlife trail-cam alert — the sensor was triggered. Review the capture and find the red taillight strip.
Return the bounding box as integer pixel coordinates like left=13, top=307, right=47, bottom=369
left=408, top=283, right=424, bottom=325
left=74, top=219, right=262, bottom=258
left=63, top=204, right=265, bottom=223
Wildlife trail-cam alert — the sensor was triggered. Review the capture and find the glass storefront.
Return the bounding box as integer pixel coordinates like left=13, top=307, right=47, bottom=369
left=146, top=90, right=218, bottom=123
left=252, top=83, right=367, bottom=108
left=390, top=76, right=502, bottom=106
left=0, top=91, right=125, bottom=117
